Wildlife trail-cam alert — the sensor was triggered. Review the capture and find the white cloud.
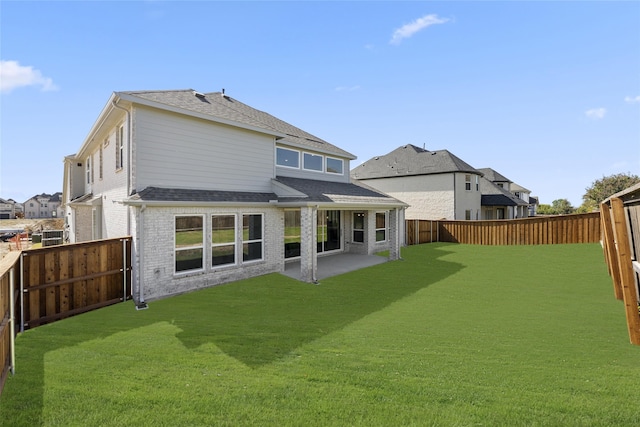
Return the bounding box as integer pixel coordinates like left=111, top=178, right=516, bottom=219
left=585, top=108, right=606, bottom=120
left=390, top=14, right=449, bottom=45
left=335, top=85, right=361, bottom=92
left=624, top=95, right=640, bottom=104
left=0, top=60, right=58, bottom=93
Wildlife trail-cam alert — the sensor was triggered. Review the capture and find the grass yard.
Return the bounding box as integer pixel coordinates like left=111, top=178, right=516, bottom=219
left=1, top=243, right=639, bottom=426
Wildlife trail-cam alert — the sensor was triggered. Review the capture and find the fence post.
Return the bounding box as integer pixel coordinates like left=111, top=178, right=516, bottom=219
left=610, top=198, right=640, bottom=345
left=600, top=203, right=623, bottom=300
left=122, top=238, right=127, bottom=302
left=9, top=265, right=15, bottom=375
left=19, top=253, right=24, bottom=333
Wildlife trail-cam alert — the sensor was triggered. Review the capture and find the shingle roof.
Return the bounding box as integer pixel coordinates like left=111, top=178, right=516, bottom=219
left=273, top=176, right=406, bottom=207
left=351, top=144, right=481, bottom=180
left=130, top=187, right=278, bottom=204
left=479, top=177, right=528, bottom=207
left=117, top=89, right=355, bottom=159
left=477, top=168, right=511, bottom=183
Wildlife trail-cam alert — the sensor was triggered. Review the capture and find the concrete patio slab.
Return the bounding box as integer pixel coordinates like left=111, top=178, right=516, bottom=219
left=283, top=253, right=388, bottom=282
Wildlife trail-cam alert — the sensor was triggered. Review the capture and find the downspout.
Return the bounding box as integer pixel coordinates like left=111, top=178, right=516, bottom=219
left=136, top=204, right=148, bottom=310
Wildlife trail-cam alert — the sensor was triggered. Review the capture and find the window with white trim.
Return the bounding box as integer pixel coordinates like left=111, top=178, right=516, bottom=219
left=99, top=145, right=103, bottom=180
left=465, top=175, right=471, bottom=191
left=375, top=212, right=387, bottom=242
left=86, top=155, right=92, bottom=184
left=212, top=215, right=236, bottom=267
left=175, top=215, right=204, bottom=273
left=303, top=152, right=323, bottom=172
left=326, top=157, right=343, bottom=174
left=353, top=212, right=365, bottom=243
left=116, top=125, right=124, bottom=170
left=242, top=214, right=263, bottom=262
left=276, top=147, right=300, bottom=168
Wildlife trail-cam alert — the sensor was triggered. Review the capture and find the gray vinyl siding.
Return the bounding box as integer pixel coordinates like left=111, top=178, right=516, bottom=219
left=134, top=106, right=275, bottom=193
left=276, top=161, right=351, bottom=183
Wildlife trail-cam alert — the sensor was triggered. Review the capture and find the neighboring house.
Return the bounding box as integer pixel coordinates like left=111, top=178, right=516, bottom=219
left=23, top=192, right=63, bottom=219
left=479, top=177, right=530, bottom=219
left=0, top=198, right=18, bottom=219
left=477, top=168, right=530, bottom=219
left=62, top=89, right=406, bottom=304
left=351, top=144, right=482, bottom=220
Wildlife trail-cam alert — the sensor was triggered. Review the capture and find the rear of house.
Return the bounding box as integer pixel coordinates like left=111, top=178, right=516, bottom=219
left=63, top=89, right=406, bottom=303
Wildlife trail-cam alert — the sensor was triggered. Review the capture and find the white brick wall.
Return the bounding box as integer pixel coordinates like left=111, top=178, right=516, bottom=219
left=135, top=205, right=284, bottom=301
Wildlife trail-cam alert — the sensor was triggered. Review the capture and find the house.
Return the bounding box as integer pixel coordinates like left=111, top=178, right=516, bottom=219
left=352, top=145, right=536, bottom=221
left=0, top=198, right=18, bottom=219
left=23, top=192, right=63, bottom=219
left=351, top=144, right=483, bottom=220
left=62, top=89, right=406, bottom=304
left=477, top=168, right=530, bottom=219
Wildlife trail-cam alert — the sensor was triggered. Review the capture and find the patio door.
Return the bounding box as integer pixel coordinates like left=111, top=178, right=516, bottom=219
left=317, top=210, right=341, bottom=253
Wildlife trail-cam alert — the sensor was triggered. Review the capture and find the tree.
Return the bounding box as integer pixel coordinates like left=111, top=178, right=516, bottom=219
left=582, top=173, right=640, bottom=208
left=537, top=199, right=575, bottom=215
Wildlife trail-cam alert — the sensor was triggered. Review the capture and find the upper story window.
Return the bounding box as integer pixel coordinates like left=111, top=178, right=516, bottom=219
left=276, top=145, right=344, bottom=176
left=326, top=157, right=343, bottom=174
left=303, top=153, right=323, bottom=172
left=475, top=175, right=479, bottom=191
left=86, top=155, right=92, bottom=184
left=276, top=147, right=300, bottom=169
left=465, top=175, right=471, bottom=191
left=116, top=125, right=124, bottom=170
left=99, top=145, right=103, bottom=180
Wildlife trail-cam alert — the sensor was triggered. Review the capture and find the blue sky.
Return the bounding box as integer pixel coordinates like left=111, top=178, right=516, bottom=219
left=1, top=1, right=639, bottom=207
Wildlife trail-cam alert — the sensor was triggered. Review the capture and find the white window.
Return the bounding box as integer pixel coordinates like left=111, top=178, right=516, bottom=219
left=242, top=214, right=263, bottom=262
left=276, top=147, right=300, bottom=168
left=326, top=157, right=344, bottom=174
left=375, top=212, right=387, bottom=242
left=353, top=212, right=365, bottom=243
left=465, top=175, right=471, bottom=191
left=86, top=156, right=92, bottom=184
left=175, top=215, right=204, bottom=273
left=303, top=152, right=323, bottom=172
left=475, top=175, right=479, bottom=191
left=212, top=215, right=236, bottom=267
left=99, top=145, right=103, bottom=180
left=116, top=125, right=124, bottom=170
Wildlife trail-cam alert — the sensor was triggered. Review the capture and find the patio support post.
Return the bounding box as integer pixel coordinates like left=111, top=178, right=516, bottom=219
left=300, top=206, right=318, bottom=283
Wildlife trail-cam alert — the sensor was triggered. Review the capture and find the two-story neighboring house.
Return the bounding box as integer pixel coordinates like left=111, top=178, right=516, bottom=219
left=23, top=192, right=63, bottom=219
left=477, top=168, right=530, bottom=219
left=351, top=144, right=483, bottom=220
left=0, top=198, right=18, bottom=219
left=62, top=89, right=406, bottom=304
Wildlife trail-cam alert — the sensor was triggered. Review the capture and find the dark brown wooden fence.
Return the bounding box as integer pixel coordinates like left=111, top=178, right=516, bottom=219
left=0, top=237, right=131, bottom=395
left=406, top=212, right=601, bottom=246
left=600, top=183, right=640, bottom=345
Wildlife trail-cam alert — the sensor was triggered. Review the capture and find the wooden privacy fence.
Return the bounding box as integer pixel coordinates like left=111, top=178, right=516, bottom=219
left=406, top=212, right=601, bottom=245
left=0, top=237, right=131, bottom=395
left=600, top=183, right=640, bottom=345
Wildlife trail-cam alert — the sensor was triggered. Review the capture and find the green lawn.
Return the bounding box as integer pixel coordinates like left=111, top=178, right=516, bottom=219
left=2, top=243, right=639, bottom=426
